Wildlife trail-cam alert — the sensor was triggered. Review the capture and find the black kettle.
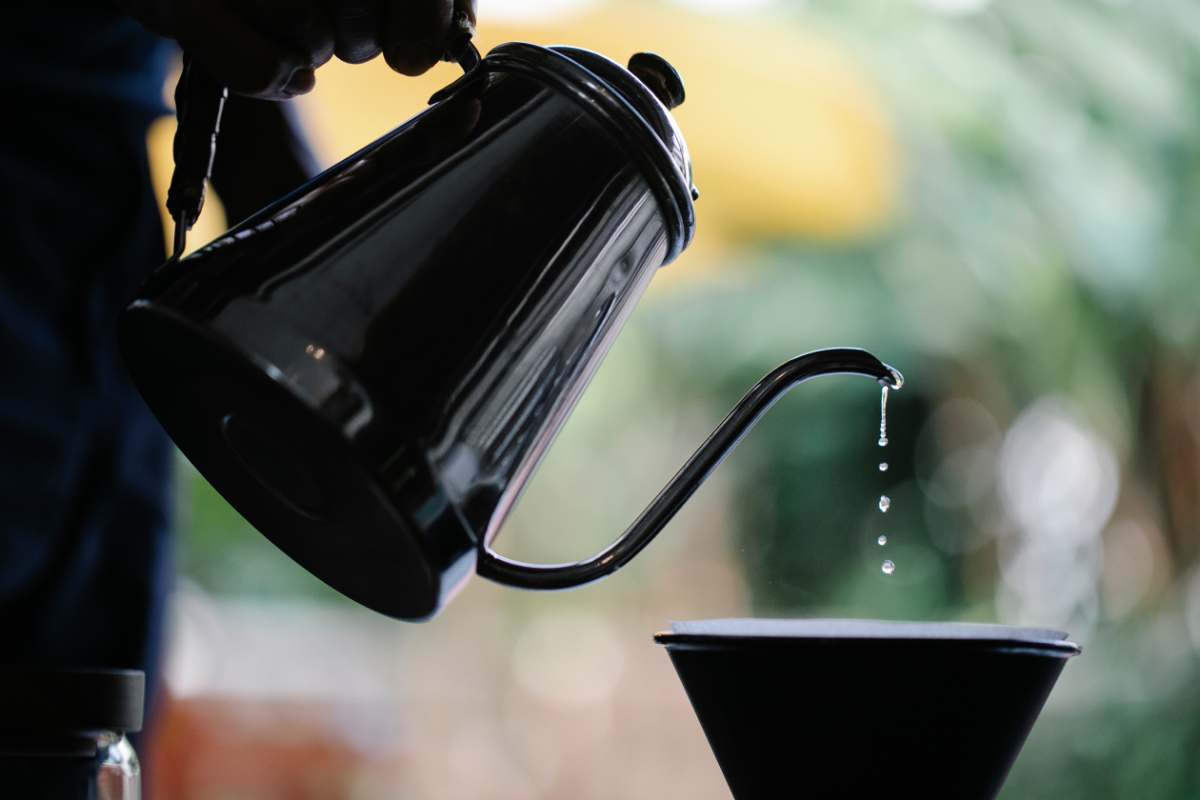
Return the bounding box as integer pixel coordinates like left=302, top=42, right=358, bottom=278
left=121, top=40, right=902, bottom=620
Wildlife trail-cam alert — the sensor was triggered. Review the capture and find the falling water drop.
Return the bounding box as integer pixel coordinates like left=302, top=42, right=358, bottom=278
left=878, top=385, right=889, bottom=447
left=874, top=382, right=898, bottom=575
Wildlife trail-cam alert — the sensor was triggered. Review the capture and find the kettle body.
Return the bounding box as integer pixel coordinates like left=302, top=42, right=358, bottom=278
left=123, top=42, right=901, bottom=620
left=123, top=44, right=697, bottom=619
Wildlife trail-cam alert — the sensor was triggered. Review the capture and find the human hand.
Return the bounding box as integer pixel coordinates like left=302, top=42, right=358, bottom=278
left=118, top=0, right=477, bottom=99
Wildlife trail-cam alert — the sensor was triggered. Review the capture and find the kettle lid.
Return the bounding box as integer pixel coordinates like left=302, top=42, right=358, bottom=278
left=484, top=43, right=697, bottom=263
left=552, top=47, right=692, bottom=180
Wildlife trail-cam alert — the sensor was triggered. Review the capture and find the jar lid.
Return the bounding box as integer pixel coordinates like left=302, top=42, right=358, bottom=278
left=0, top=668, right=144, bottom=734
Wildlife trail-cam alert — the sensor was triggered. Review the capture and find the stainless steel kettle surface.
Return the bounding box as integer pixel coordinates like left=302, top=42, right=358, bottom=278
left=122, top=42, right=900, bottom=619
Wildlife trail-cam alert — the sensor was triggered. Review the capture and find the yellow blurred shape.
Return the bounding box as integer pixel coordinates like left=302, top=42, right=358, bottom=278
left=297, top=4, right=896, bottom=263
left=147, top=3, right=896, bottom=272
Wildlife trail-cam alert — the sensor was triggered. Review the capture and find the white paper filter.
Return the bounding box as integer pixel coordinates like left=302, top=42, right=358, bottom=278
left=669, top=618, right=1069, bottom=645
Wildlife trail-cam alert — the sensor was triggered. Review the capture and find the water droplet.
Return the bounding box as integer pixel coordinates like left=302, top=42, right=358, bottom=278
left=878, top=495, right=891, bottom=513
left=878, top=462, right=888, bottom=472
left=877, top=534, right=888, bottom=546
left=881, top=559, right=896, bottom=575
left=878, top=385, right=889, bottom=447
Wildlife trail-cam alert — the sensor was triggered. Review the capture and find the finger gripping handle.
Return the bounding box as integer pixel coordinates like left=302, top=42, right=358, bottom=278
left=167, top=13, right=473, bottom=256
left=442, top=9, right=480, bottom=71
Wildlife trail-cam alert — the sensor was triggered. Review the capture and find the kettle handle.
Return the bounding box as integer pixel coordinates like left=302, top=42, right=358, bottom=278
left=166, top=13, right=480, bottom=259
left=475, top=348, right=903, bottom=591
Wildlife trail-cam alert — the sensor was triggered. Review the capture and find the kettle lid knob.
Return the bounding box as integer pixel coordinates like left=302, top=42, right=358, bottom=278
left=628, top=52, right=685, bottom=110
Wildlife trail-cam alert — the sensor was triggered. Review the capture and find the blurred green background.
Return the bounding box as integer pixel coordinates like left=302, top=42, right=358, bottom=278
left=153, top=1, right=1200, bottom=798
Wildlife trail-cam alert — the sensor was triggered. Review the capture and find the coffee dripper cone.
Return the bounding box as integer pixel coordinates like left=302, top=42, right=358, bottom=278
left=656, top=619, right=1080, bottom=799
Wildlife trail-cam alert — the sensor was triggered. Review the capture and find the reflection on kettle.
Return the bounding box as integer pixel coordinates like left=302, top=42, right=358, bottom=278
left=121, top=41, right=901, bottom=620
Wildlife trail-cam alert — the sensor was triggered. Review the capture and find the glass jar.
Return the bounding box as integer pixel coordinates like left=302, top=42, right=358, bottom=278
left=0, top=668, right=144, bottom=799
left=97, top=731, right=141, bottom=799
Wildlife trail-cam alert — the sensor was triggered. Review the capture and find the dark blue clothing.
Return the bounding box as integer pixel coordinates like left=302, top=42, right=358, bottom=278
left=0, top=4, right=175, bottom=705
left=4, top=3, right=173, bottom=115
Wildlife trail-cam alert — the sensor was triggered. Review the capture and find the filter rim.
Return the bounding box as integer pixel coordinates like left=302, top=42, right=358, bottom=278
left=655, top=618, right=1081, bottom=657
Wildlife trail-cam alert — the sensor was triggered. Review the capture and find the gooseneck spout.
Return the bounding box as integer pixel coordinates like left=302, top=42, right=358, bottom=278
left=476, top=348, right=903, bottom=590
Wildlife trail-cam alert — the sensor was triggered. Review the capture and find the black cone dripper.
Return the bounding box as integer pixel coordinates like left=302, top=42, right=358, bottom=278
left=655, top=619, right=1080, bottom=800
